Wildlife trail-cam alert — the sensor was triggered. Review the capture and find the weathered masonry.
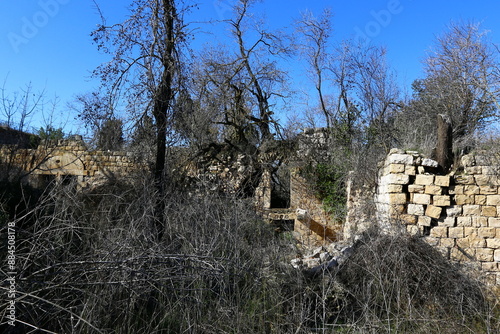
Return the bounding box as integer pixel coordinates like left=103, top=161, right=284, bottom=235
left=349, top=149, right=500, bottom=285
left=0, top=137, right=144, bottom=188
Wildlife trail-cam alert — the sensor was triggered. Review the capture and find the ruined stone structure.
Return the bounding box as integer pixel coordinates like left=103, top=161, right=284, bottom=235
left=347, top=149, right=500, bottom=285
left=0, top=136, right=145, bottom=188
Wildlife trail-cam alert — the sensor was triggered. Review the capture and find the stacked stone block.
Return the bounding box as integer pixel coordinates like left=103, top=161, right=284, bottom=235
left=376, top=149, right=500, bottom=285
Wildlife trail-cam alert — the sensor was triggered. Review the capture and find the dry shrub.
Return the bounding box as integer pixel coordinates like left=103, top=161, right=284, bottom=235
left=334, top=227, right=496, bottom=333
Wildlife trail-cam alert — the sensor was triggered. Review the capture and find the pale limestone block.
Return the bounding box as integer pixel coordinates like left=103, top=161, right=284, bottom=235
left=389, top=163, right=405, bottom=173
left=430, top=226, right=448, bottom=238
left=494, top=249, right=500, bottom=262
left=408, top=184, right=425, bottom=193
left=434, top=175, right=450, bottom=187
left=486, top=238, right=500, bottom=249
left=463, top=205, right=481, bottom=216
left=382, top=173, right=410, bottom=185
left=413, top=193, right=431, bottom=205
left=482, top=205, right=497, bottom=217
left=457, top=217, right=472, bottom=227
left=454, top=175, right=475, bottom=185
left=482, top=262, right=498, bottom=271
left=439, top=217, right=456, bottom=227
left=407, top=204, right=425, bottom=216
left=479, top=186, right=498, bottom=195
left=482, top=166, right=498, bottom=175
left=387, top=184, right=403, bottom=193
left=388, top=153, right=414, bottom=165
left=474, top=175, right=491, bottom=186
left=433, top=195, right=450, bottom=206
left=451, top=185, right=464, bottom=195
left=415, top=174, right=434, bottom=186
left=475, top=195, right=486, bottom=205
left=486, top=195, right=500, bottom=206
left=440, top=238, right=455, bottom=248
left=457, top=233, right=486, bottom=248
left=476, top=248, right=494, bottom=262
left=488, top=218, right=500, bottom=228
left=389, top=205, right=406, bottom=216
left=461, top=155, right=475, bottom=167
left=401, top=214, right=417, bottom=225
left=422, top=158, right=438, bottom=168
left=425, top=205, right=442, bottom=219
left=417, top=166, right=425, bottom=174
left=464, top=185, right=480, bottom=195
left=455, top=195, right=474, bottom=205
left=464, top=227, right=477, bottom=237
left=450, top=247, right=473, bottom=262
left=472, top=217, right=488, bottom=228
left=423, top=236, right=439, bottom=246
left=446, top=206, right=462, bottom=217
left=448, top=227, right=464, bottom=238
left=405, top=165, right=416, bottom=176
left=425, top=185, right=443, bottom=195
left=418, top=215, right=432, bottom=226
left=465, top=166, right=482, bottom=174
left=406, top=225, right=419, bottom=235
left=478, top=227, right=497, bottom=238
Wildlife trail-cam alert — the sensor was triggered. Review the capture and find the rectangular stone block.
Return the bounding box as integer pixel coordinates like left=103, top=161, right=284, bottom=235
left=430, top=226, right=448, bottom=238
left=407, top=204, right=424, bottom=216
left=486, top=238, right=500, bottom=248
left=482, top=205, right=497, bottom=217
left=474, top=175, right=491, bottom=186
left=389, top=163, right=405, bottom=173
left=475, top=195, right=486, bottom=205
left=480, top=186, right=498, bottom=195
left=495, top=249, right=500, bottom=262
left=465, top=166, right=482, bottom=174
left=425, top=185, right=443, bottom=195
left=382, top=173, right=410, bottom=185
left=450, top=247, right=473, bottom=262
left=425, top=205, right=442, bottom=219
left=457, top=233, right=486, bottom=248
left=388, top=153, right=414, bottom=165
left=464, top=185, right=480, bottom=195
left=488, top=218, right=500, bottom=228
left=401, top=214, right=417, bottom=225
left=434, top=175, right=450, bottom=187
left=415, top=174, right=434, bottom=185
left=450, top=185, right=464, bottom=195
left=406, top=224, right=419, bottom=235
left=478, top=227, right=497, bottom=238
left=408, top=184, right=425, bottom=193
left=482, top=262, right=498, bottom=271
left=439, top=217, right=456, bottom=227
left=449, top=227, right=464, bottom=238
left=486, top=195, right=500, bottom=206
left=472, top=217, right=488, bottom=228
left=418, top=215, right=432, bottom=226
left=405, top=165, right=416, bottom=176
left=457, top=217, right=472, bottom=227
left=387, top=184, right=403, bottom=193
left=455, top=195, right=474, bottom=205
left=413, top=193, right=431, bottom=205
left=389, top=205, right=406, bottom=216
left=440, top=238, right=455, bottom=248
left=476, top=248, right=494, bottom=262
left=433, top=195, right=450, bottom=206
left=422, top=158, right=438, bottom=168
left=463, top=205, right=481, bottom=216
left=454, top=175, right=475, bottom=185
left=446, top=206, right=462, bottom=217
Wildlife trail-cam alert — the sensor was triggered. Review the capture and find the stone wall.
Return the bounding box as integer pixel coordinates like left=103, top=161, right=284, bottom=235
left=364, top=149, right=500, bottom=284
left=0, top=138, right=146, bottom=187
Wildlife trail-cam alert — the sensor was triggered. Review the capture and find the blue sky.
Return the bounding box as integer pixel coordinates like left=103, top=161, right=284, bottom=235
left=1, top=0, right=500, bottom=134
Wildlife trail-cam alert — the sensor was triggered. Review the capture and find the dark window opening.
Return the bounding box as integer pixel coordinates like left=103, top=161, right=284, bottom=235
left=270, top=165, right=290, bottom=208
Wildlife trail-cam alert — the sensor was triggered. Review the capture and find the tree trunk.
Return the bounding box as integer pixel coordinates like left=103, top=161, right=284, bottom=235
left=436, top=114, right=453, bottom=173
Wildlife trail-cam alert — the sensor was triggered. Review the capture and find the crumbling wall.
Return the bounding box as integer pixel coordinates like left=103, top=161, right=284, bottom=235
left=0, top=137, right=145, bottom=187
left=351, top=149, right=500, bottom=284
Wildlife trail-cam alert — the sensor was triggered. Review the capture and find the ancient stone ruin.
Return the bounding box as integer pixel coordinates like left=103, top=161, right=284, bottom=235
left=347, top=148, right=500, bottom=285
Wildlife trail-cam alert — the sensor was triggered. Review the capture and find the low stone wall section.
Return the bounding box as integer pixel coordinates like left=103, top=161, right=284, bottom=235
left=375, top=149, right=500, bottom=284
